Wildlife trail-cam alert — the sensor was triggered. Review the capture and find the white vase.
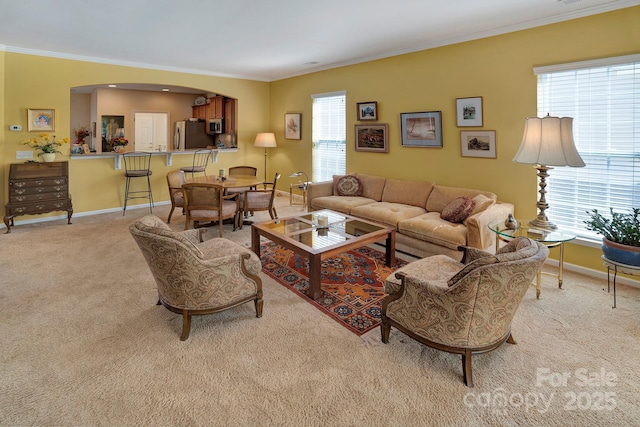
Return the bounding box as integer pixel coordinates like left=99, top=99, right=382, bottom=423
left=41, top=153, right=56, bottom=162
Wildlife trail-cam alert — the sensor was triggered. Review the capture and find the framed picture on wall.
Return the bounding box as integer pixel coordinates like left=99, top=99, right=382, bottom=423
left=460, top=130, right=496, bottom=158
left=456, top=96, right=483, bottom=127
left=27, top=109, right=55, bottom=132
left=355, top=123, right=389, bottom=152
left=356, top=101, right=377, bottom=121
left=285, top=113, right=301, bottom=139
left=400, top=111, right=443, bottom=147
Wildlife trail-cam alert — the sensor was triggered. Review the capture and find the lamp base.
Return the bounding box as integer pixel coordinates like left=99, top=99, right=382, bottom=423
left=529, top=216, right=557, bottom=230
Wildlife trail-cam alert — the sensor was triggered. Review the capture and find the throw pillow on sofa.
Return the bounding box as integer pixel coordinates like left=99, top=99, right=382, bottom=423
left=336, top=175, right=363, bottom=196
left=440, top=196, right=476, bottom=223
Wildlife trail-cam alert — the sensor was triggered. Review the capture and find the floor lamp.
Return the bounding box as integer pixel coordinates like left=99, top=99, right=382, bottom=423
left=513, top=115, right=585, bottom=230
left=254, top=132, right=277, bottom=181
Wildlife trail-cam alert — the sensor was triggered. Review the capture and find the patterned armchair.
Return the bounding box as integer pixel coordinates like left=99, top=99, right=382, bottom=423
left=381, top=236, right=548, bottom=386
left=129, top=215, right=263, bottom=341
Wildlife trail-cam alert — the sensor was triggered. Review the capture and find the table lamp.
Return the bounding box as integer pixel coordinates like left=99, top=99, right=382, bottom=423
left=513, top=114, right=585, bottom=230
left=254, top=132, right=277, bottom=181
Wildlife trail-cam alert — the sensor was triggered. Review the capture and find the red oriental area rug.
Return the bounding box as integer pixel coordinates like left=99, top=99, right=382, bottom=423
left=259, top=242, right=407, bottom=336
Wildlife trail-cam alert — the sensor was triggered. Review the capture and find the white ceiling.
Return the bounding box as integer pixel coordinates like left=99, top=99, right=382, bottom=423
left=0, top=0, right=637, bottom=83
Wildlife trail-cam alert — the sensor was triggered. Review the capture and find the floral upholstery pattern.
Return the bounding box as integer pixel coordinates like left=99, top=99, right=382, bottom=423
left=381, top=236, right=548, bottom=386
left=129, top=215, right=263, bottom=340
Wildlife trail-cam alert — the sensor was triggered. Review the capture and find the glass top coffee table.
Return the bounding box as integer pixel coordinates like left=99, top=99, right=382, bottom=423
left=489, top=219, right=576, bottom=299
left=251, top=209, right=396, bottom=300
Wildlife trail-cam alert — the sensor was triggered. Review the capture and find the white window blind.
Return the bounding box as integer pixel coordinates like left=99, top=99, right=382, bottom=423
left=311, top=91, right=346, bottom=182
left=536, top=55, right=640, bottom=240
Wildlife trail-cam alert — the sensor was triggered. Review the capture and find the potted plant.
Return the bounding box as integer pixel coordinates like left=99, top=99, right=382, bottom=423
left=22, top=133, right=70, bottom=162
left=585, top=208, right=640, bottom=266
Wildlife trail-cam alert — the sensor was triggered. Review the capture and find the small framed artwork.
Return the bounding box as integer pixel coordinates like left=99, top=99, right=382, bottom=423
left=285, top=113, right=301, bottom=140
left=400, top=111, right=443, bottom=147
left=82, top=143, right=91, bottom=154
left=356, top=101, right=377, bottom=121
left=456, top=96, right=483, bottom=127
left=28, top=108, right=56, bottom=132
left=460, top=130, right=496, bottom=158
left=355, top=123, right=389, bottom=153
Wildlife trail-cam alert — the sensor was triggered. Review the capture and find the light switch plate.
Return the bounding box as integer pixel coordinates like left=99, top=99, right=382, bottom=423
left=9, top=125, right=22, bottom=131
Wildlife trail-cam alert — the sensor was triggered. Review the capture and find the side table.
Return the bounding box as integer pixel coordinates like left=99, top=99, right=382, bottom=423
left=289, top=181, right=310, bottom=208
left=602, top=256, right=640, bottom=309
left=489, top=219, right=576, bottom=299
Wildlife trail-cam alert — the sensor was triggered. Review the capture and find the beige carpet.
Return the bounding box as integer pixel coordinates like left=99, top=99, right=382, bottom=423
left=1, top=194, right=639, bottom=426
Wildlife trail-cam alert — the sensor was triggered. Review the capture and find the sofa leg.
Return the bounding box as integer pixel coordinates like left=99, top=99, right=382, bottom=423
left=180, top=310, right=191, bottom=341
left=462, top=350, right=474, bottom=387
left=507, top=333, right=517, bottom=345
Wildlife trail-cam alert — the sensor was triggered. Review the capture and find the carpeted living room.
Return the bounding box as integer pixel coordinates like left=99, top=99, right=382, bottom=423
left=2, top=2, right=640, bottom=426
left=1, top=195, right=639, bottom=426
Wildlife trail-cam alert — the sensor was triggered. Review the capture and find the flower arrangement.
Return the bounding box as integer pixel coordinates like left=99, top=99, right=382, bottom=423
left=74, top=126, right=91, bottom=143
left=22, top=133, right=70, bottom=155
left=112, top=137, right=129, bottom=146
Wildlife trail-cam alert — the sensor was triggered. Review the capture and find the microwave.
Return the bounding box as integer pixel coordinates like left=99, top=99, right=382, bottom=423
left=207, top=118, right=224, bottom=134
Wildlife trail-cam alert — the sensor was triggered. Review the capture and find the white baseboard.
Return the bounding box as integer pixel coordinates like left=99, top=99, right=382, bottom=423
left=544, top=257, right=640, bottom=289
left=1, top=201, right=170, bottom=229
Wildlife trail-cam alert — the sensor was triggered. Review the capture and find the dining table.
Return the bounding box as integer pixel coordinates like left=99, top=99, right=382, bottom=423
left=185, top=174, right=264, bottom=190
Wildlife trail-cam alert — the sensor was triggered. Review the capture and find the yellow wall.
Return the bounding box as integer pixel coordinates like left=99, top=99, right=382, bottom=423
left=1, top=7, right=639, bottom=275
left=268, top=7, right=640, bottom=273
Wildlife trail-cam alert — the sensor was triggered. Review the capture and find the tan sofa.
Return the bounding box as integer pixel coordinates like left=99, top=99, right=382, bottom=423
left=307, top=173, right=514, bottom=260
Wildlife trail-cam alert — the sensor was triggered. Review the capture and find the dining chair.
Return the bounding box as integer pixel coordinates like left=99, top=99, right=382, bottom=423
left=228, top=165, right=259, bottom=216
left=166, top=169, right=186, bottom=224
left=240, top=172, right=281, bottom=228
left=181, top=149, right=213, bottom=178
left=182, top=182, right=240, bottom=237
left=122, top=151, right=153, bottom=216
left=229, top=166, right=258, bottom=177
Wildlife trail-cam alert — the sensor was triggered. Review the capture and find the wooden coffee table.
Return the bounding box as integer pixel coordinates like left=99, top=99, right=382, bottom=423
left=251, top=209, right=395, bottom=300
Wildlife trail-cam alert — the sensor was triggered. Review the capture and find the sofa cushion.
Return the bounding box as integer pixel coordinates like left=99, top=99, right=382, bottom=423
left=440, top=197, right=475, bottom=223
left=381, top=178, right=434, bottom=208
left=332, top=175, right=345, bottom=195
left=398, top=212, right=468, bottom=250
left=354, top=173, right=386, bottom=201
left=351, top=202, right=426, bottom=227
left=336, top=175, right=363, bottom=196
left=310, top=195, right=377, bottom=215
left=426, top=185, right=497, bottom=213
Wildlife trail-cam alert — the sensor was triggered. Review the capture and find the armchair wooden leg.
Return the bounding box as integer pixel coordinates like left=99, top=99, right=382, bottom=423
left=255, top=297, right=263, bottom=318
left=462, top=349, right=473, bottom=387
left=381, top=318, right=391, bottom=343
left=180, top=309, right=192, bottom=341
left=507, top=333, right=516, bottom=345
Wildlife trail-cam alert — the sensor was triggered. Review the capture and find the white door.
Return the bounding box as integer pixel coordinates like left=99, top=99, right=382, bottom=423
left=134, top=112, right=168, bottom=151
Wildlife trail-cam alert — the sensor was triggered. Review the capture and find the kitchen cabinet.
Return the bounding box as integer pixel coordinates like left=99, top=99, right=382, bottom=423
left=224, top=98, right=236, bottom=134
left=4, top=161, right=73, bottom=233
left=192, top=104, right=209, bottom=120
left=209, top=96, right=224, bottom=119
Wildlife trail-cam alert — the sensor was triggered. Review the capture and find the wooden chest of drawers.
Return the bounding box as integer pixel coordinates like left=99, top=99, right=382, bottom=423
left=4, top=161, right=73, bottom=233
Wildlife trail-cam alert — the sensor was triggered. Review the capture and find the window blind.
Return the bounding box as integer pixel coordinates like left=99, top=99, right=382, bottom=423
left=536, top=55, right=640, bottom=240
left=311, top=91, right=346, bottom=182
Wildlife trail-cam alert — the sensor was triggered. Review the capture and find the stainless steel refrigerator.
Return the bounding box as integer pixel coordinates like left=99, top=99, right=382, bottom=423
left=174, top=120, right=213, bottom=150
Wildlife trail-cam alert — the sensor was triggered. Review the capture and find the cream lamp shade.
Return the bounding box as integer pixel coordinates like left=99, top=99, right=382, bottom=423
left=513, top=115, right=585, bottom=230
left=513, top=116, right=585, bottom=167
left=254, top=132, right=277, bottom=148
left=255, top=133, right=277, bottom=180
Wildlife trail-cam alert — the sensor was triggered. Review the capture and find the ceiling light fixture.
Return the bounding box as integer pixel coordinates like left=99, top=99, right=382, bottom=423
left=108, top=84, right=117, bottom=88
